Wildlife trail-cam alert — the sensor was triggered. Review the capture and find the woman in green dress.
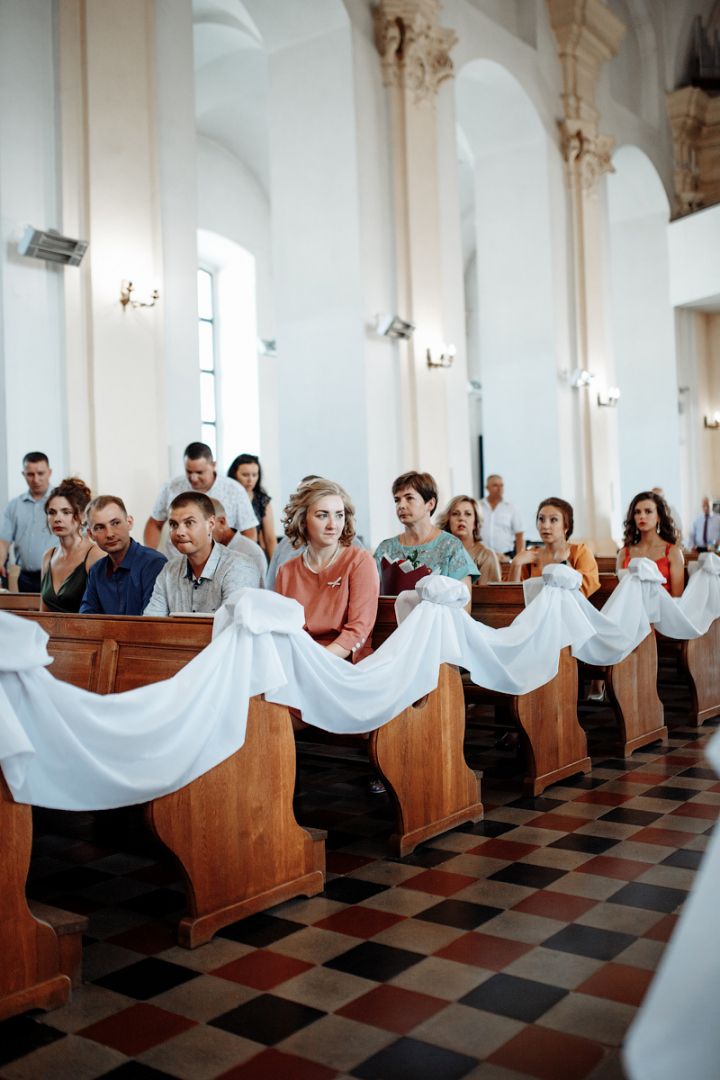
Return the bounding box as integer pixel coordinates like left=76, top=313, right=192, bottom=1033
left=374, top=472, right=478, bottom=610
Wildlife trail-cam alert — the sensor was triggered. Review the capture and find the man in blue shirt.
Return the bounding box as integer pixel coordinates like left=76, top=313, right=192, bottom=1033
left=80, top=496, right=166, bottom=615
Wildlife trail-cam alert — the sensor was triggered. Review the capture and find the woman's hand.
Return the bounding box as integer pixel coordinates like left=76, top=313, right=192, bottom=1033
left=508, top=548, right=537, bottom=582
left=326, top=641, right=351, bottom=660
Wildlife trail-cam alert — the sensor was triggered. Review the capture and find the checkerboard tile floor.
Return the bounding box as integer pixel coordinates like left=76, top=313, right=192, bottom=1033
left=2, top=678, right=718, bottom=1080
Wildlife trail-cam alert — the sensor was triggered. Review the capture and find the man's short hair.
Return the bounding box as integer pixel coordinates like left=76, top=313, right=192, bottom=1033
left=183, top=442, right=214, bottom=463
left=391, top=471, right=438, bottom=510
left=170, top=491, right=215, bottom=519
left=486, top=474, right=502, bottom=484
left=86, top=495, right=128, bottom=521
left=23, top=452, right=49, bottom=468
left=211, top=498, right=226, bottom=518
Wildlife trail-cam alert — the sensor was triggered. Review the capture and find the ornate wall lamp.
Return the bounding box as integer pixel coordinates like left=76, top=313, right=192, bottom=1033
left=427, top=344, right=456, bottom=368
left=120, top=280, right=160, bottom=310
left=704, top=412, right=720, bottom=429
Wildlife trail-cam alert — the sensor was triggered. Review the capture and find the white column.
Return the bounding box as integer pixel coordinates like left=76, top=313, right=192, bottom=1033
left=0, top=0, right=66, bottom=504
left=154, top=0, right=201, bottom=477
left=267, top=21, right=371, bottom=536
left=58, top=0, right=168, bottom=529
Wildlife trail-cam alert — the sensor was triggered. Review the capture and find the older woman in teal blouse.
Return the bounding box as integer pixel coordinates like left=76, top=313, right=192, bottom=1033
left=374, top=471, right=478, bottom=610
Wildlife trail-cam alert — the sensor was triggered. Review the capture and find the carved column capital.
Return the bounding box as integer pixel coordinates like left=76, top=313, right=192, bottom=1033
left=548, top=0, right=624, bottom=192
left=559, top=120, right=616, bottom=193
left=374, top=0, right=457, bottom=104
left=667, top=86, right=708, bottom=216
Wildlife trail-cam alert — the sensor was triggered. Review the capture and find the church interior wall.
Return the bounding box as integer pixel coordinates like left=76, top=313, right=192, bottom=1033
left=0, top=0, right=718, bottom=554
left=607, top=144, right=682, bottom=517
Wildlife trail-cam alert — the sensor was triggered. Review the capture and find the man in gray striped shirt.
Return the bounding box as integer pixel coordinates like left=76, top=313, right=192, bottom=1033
left=143, top=492, right=259, bottom=616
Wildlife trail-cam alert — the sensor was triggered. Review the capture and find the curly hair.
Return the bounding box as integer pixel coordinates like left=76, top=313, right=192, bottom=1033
left=437, top=495, right=483, bottom=543
left=282, top=479, right=356, bottom=549
left=537, top=498, right=574, bottom=541
left=45, top=477, right=92, bottom=523
left=622, top=491, right=677, bottom=548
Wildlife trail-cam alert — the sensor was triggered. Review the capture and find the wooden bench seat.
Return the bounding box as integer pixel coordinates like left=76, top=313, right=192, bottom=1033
left=298, top=661, right=484, bottom=856
left=0, top=592, right=41, bottom=611
left=9, top=613, right=325, bottom=959
left=471, top=585, right=591, bottom=794
left=473, top=581, right=667, bottom=759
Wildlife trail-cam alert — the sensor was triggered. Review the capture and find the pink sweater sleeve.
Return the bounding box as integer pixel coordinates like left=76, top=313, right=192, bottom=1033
left=333, top=552, right=380, bottom=660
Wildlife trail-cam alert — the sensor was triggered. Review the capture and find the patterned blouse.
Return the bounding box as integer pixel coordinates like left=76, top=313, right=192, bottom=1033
left=374, top=533, right=479, bottom=583
left=252, top=489, right=271, bottom=523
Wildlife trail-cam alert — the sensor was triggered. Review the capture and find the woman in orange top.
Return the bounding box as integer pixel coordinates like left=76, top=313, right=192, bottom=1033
left=616, top=491, right=684, bottom=597
left=508, top=498, right=600, bottom=598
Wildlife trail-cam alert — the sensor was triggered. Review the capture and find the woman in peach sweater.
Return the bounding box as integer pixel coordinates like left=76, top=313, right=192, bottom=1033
left=274, top=477, right=379, bottom=665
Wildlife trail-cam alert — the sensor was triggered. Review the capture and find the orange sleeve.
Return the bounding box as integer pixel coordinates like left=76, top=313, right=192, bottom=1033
left=333, top=551, right=380, bottom=662
left=571, top=543, right=600, bottom=598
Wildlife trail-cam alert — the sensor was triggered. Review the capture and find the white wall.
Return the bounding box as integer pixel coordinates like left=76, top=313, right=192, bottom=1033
left=196, top=135, right=279, bottom=502
left=669, top=203, right=720, bottom=311
left=155, top=0, right=201, bottom=477
left=457, top=59, right=565, bottom=538
left=0, top=0, right=66, bottom=505
left=266, top=19, right=371, bottom=541
left=606, top=145, right=682, bottom=517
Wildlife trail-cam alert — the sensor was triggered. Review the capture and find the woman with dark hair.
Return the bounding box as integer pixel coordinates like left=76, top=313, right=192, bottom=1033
left=41, top=478, right=103, bottom=613
left=509, top=497, right=600, bottom=598
left=227, top=453, right=277, bottom=560
left=617, top=491, right=684, bottom=596
left=437, top=495, right=501, bottom=586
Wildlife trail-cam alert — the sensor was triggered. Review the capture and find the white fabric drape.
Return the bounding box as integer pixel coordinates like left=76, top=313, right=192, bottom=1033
left=1, top=558, right=719, bottom=812
left=623, top=728, right=720, bottom=1080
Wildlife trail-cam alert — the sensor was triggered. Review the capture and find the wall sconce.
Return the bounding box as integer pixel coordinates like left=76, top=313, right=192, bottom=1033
left=375, top=314, right=415, bottom=340
left=120, top=280, right=160, bottom=310
left=427, top=344, right=456, bottom=369
left=704, top=412, right=720, bottom=429
left=569, top=368, right=596, bottom=388
left=598, top=386, right=621, bottom=408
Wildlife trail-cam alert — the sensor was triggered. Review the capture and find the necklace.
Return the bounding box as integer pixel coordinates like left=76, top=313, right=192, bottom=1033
left=303, top=542, right=341, bottom=575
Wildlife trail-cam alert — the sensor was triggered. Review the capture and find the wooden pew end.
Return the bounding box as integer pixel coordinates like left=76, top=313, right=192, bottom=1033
left=27, top=902, right=88, bottom=989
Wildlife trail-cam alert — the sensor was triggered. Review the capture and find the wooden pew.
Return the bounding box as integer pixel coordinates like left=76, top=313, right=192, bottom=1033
left=0, top=771, right=72, bottom=1021
left=0, top=592, right=41, bottom=611
left=678, top=620, right=720, bottom=725
left=296, top=603, right=484, bottom=855
left=473, top=582, right=667, bottom=759
left=12, top=612, right=325, bottom=950
left=470, top=585, right=591, bottom=794
left=595, top=556, right=618, bottom=575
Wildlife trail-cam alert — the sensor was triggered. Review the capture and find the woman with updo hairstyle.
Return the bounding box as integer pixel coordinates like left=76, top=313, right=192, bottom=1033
left=41, top=478, right=103, bottom=613
left=617, top=491, right=684, bottom=596
left=274, top=478, right=379, bottom=665
left=509, top=497, right=600, bottom=598
left=437, top=495, right=501, bottom=586
left=227, top=453, right=276, bottom=559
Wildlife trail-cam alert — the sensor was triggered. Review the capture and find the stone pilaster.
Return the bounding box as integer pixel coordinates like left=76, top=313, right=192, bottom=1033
left=548, top=0, right=625, bottom=547
left=667, top=85, right=720, bottom=217
left=375, top=0, right=456, bottom=502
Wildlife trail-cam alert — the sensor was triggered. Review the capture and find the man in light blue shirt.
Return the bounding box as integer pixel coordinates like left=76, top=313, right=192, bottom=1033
left=0, top=452, right=58, bottom=592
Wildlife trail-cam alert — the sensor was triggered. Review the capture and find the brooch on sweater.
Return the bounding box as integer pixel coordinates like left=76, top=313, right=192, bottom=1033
left=328, top=577, right=342, bottom=588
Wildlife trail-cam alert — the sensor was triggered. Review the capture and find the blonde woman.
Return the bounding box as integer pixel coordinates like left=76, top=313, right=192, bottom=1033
left=274, top=478, right=379, bottom=663
left=438, top=495, right=501, bottom=586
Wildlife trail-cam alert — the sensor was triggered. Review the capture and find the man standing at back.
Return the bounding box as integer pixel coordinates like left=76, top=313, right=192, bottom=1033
left=81, top=496, right=167, bottom=615
left=144, top=441, right=258, bottom=554
left=0, top=452, right=58, bottom=591
left=480, top=474, right=524, bottom=563
left=689, top=496, right=720, bottom=553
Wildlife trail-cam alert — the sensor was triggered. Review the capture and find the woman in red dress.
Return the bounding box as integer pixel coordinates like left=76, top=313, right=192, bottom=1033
left=616, top=491, right=684, bottom=597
